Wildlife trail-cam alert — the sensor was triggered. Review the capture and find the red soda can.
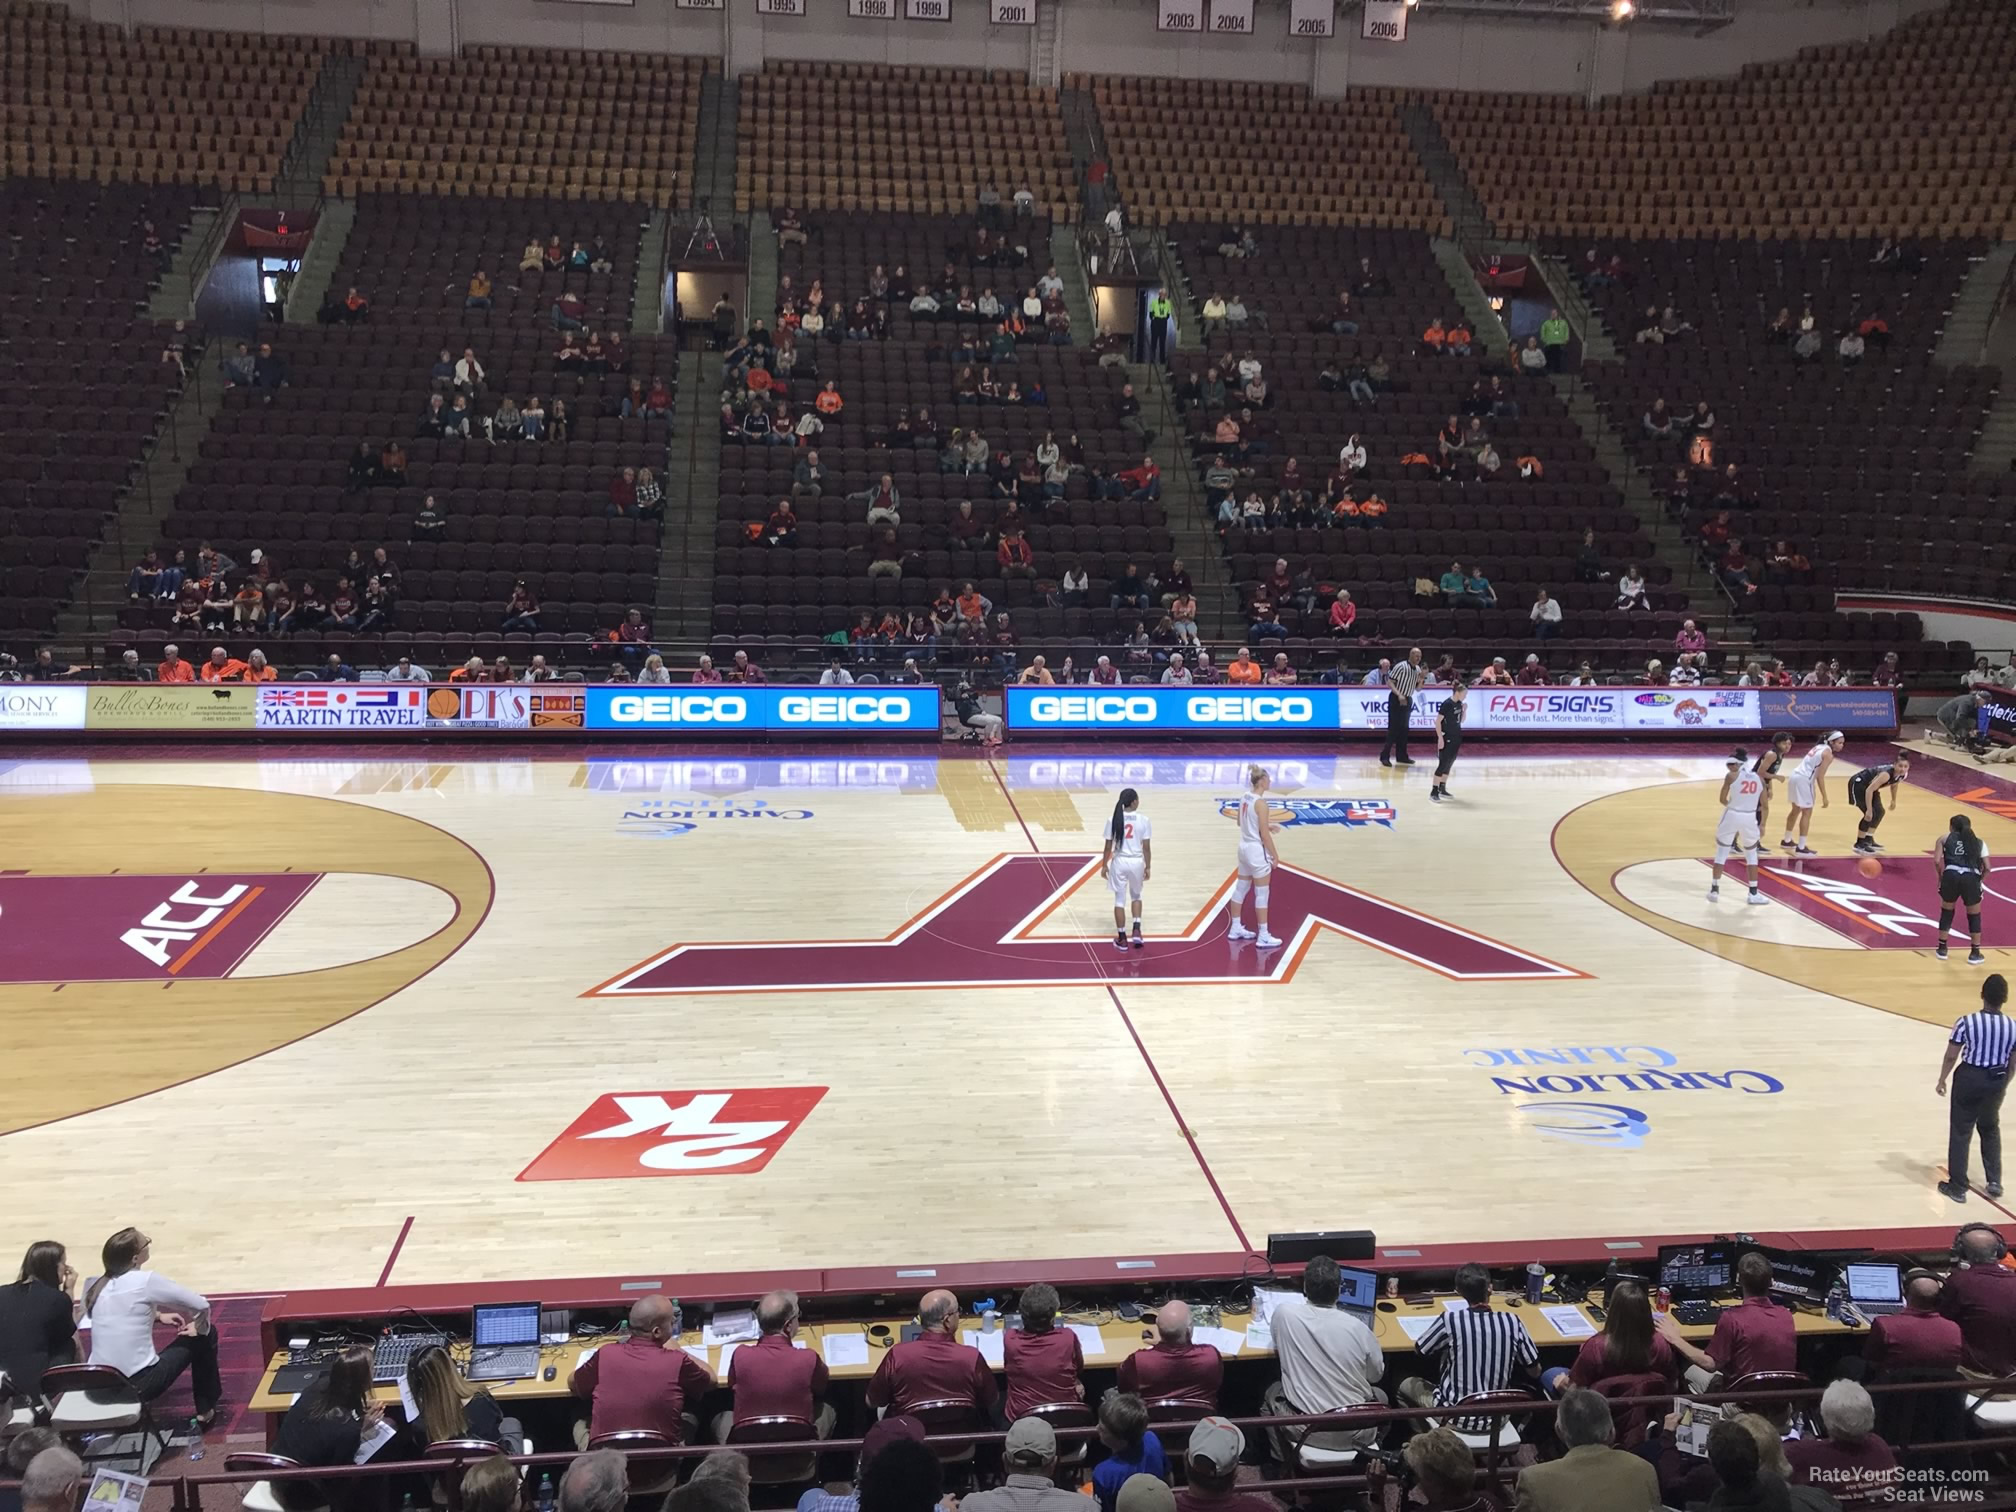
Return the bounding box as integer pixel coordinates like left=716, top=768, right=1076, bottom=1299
left=1656, top=1287, right=1672, bottom=1313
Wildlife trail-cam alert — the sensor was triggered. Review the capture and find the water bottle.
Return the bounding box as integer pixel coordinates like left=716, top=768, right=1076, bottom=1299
left=535, top=1473, right=556, bottom=1512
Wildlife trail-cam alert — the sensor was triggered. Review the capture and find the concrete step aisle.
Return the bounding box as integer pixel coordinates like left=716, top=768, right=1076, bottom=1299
left=655, top=349, right=720, bottom=646
left=283, top=197, right=357, bottom=324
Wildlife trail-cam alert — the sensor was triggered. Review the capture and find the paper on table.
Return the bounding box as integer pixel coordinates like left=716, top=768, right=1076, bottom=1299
left=397, top=1370, right=421, bottom=1422
left=682, top=1344, right=711, bottom=1368
left=1192, top=1326, right=1246, bottom=1358
left=1394, top=1314, right=1441, bottom=1343
left=1441, top=1298, right=1470, bottom=1313
left=716, top=1342, right=742, bottom=1382
left=575, top=1345, right=599, bottom=1369
left=1251, top=1289, right=1300, bottom=1328
left=1066, top=1324, right=1106, bottom=1357
left=960, top=1329, right=1006, bottom=1368
left=703, top=1308, right=760, bottom=1346
left=823, top=1333, right=871, bottom=1368
left=354, top=1418, right=399, bottom=1465
left=1541, top=1306, right=1597, bottom=1339
left=793, top=1338, right=810, bottom=1349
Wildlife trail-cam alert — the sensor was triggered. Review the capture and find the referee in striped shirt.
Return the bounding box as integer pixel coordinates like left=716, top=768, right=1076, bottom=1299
left=1398, top=1263, right=1539, bottom=1431
left=1380, top=647, right=1425, bottom=766
left=1939, top=974, right=2014, bottom=1203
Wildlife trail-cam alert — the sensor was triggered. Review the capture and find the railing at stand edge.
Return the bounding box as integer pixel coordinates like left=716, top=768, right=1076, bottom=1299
left=4, top=1380, right=2014, bottom=1512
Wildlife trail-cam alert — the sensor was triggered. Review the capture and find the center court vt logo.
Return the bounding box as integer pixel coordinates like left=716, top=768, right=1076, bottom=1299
left=588, top=854, right=1580, bottom=994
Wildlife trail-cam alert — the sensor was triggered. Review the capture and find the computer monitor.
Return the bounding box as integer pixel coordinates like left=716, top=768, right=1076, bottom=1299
left=1657, top=1243, right=1734, bottom=1301
left=472, top=1301, right=541, bottom=1349
left=1844, top=1263, right=1903, bottom=1308
left=1335, top=1266, right=1379, bottom=1310
left=1750, top=1246, right=1836, bottom=1305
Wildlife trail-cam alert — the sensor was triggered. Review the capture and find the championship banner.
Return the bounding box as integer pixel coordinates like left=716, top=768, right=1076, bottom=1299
left=989, top=0, right=1035, bottom=22
left=255, top=686, right=427, bottom=730
left=1289, top=0, right=1333, bottom=38
left=87, top=685, right=255, bottom=731
left=756, top=0, right=805, bottom=16
left=1361, top=0, right=1407, bottom=40
left=1208, top=0, right=1253, bottom=33
left=675, top=0, right=724, bottom=11
left=1157, top=0, right=1203, bottom=32
left=848, top=0, right=895, bottom=17
left=905, top=0, right=951, bottom=19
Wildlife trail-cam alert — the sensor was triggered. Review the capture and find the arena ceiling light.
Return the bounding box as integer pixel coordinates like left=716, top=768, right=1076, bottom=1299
left=1372, top=0, right=1734, bottom=26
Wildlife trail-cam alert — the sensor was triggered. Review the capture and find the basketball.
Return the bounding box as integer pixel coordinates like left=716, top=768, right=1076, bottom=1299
left=1857, top=856, right=1882, bottom=879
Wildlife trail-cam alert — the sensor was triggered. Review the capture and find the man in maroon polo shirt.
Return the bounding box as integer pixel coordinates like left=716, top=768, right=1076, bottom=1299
left=1117, top=1302, right=1222, bottom=1409
left=570, top=1294, right=713, bottom=1447
left=1940, top=1225, right=2016, bottom=1376
left=1004, top=1283, right=1083, bottom=1421
left=1655, top=1252, right=1795, bottom=1388
left=1866, top=1271, right=1963, bottom=1376
left=714, top=1289, right=833, bottom=1442
left=866, top=1290, right=999, bottom=1418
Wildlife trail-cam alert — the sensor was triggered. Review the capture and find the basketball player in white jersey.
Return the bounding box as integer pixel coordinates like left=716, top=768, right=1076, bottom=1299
left=1779, top=730, right=1844, bottom=854
left=1226, top=765, right=1282, bottom=947
left=1709, top=747, right=1771, bottom=904
left=1100, top=787, right=1152, bottom=951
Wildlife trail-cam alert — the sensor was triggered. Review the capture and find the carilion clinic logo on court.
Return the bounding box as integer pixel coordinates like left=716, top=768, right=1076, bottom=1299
left=618, top=797, right=814, bottom=838
left=1461, top=1045, right=1786, bottom=1148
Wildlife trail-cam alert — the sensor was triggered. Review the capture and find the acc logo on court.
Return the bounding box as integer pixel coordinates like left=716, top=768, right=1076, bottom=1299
left=519, top=1088, right=828, bottom=1180
left=1216, top=797, right=1394, bottom=829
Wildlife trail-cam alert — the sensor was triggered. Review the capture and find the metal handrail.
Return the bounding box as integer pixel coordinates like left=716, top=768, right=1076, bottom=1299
left=6, top=1376, right=2013, bottom=1512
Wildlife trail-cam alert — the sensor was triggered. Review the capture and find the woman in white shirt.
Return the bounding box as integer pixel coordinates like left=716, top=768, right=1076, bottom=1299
left=638, top=654, right=671, bottom=684
left=84, top=1228, right=220, bottom=1423
left=1614, top=565, right=1649, bottom=611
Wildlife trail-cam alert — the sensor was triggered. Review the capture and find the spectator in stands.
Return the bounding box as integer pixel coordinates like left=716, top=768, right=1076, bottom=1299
left=1531, top=589, right=1563, bottom=640
left=222, top=341, right=256, bottom=388
left=1794, top=323, right=1824, bottom=363
left=198, top=645, right=246, bottom=683
left=1200, top=292, right=1228, bottom=337
left=1223, top=293, right=1251, bottom=331
left=1445, top=318, right=1473, bottom=358
left=1839, top=328, right=1866, bottom=366
left=1265, top=1254, right=1383, bottom=1456
left=1642, top=398, right=1676, bottom=443
left=1264, top=653, right=1297, bottom=685
left=854, top=474, right=901, bottom=527
left=606, top=467, right=637, bottom=518
left=1934, top=1224, right=2016, bottom=1376
left=1516, top=1388, right=1658, bottom=1512
left=126, top=549, right=166, bottom=600
left=21, top=1447, right=84, bottom=1512
left=997, top=529, right=1036, bottom=582
left=553, top=289, right=587, bottom=332
left=1674, top=620, right=1707, bottom=657
left=464, top=269, right=492, bottom=311
left=1090, top=1394, right=1165, bottom=1512
left=1783, top=1380, right=1896, bottom=1498
left=316, top=654, right=356, bottom=682
left=1155, top=653, right=1190, bottom=685
left=1395, top=1429, right=1499, bottom=1512
left=252, top=341, right=289, bottom=393
left=1111, top=564, right=1152, bottom=614
left=867, top=531, right=906, bottom=580
left=106, top=649, right=148, bottom=681
left=633, top=468, right=664, bottom=522
left=1114, top=383, right=1154, bottom=448
left=1439, top=560, right=1471, bottom=605
left=1518, top=336, right=1549, bottom=375
left=1720, top=538, right=1758, bottom=596
left=500, top=581, right=541, bottom=633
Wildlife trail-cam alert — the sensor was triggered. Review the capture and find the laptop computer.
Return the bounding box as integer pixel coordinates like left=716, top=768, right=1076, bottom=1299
left=1335, top=1266, right=1379, bottom=1325
left=1844, top=1262, right=1906, bottom=1316
left=466, top=1301, right=542, bottom=1382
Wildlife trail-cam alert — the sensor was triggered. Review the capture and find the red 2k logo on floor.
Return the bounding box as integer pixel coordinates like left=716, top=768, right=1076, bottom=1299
left=517, top=1088, right=828, bottom=1180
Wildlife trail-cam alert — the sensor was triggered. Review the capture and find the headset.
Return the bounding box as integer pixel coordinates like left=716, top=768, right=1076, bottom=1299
left=1953, top=1222, right=2008, bottom=1264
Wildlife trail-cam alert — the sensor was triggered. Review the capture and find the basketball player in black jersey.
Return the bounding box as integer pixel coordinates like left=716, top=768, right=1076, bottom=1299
left=1756, top=730, right=1793, bottom=784
left=1429, top=681, right=1466, bottom=803
left=1936, top=813, right=1992, bottom=965
left=1847, top=755, right=1909, bottom=854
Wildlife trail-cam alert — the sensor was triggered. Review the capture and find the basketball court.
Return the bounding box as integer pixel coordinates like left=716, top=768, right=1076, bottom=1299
left=2, top=738, right=2011, bottom=1294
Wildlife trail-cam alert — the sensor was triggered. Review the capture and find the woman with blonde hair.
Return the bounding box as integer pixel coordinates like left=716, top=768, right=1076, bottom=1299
left=403, top=1343, right=505, bottom=1447
left=1225, top=765, right=1281, bottom=948
left=459, top=1453, right=523, bottom=1512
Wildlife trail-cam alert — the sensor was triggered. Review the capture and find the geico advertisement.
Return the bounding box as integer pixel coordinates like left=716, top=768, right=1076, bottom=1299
left=582, top=686, right=941, bottom=733
left=1005, top=686, right=1332, bottom=731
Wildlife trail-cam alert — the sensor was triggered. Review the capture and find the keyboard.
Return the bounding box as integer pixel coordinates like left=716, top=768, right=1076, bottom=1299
left=466, top=1345, right=541, bottom=1382
left=372, top=1334, right=445, bottom=1382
